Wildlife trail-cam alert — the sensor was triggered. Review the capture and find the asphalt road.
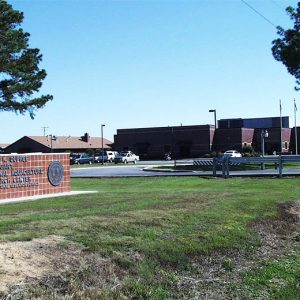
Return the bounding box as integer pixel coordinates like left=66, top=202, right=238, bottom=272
left=71, top=164, right=195, bottom=178
left=70, top=161, right=300, bottom=178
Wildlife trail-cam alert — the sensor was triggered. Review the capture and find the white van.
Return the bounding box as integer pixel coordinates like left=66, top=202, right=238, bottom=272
left=106, top=151, right=118, bottom=162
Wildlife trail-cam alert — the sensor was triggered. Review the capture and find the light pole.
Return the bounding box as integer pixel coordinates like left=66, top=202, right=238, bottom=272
left=101, top=124, right=105, bottom=165
left=209, top=109, right=217, bottom=129
left=261, top=129, right=268, bottom=170
left=170, top=127, right=177, bottom=169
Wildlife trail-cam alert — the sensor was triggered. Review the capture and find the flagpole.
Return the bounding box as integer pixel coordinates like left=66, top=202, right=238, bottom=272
left=295, top=98, right=298, bottom=155
left=280, top=99, right=283, bottom=154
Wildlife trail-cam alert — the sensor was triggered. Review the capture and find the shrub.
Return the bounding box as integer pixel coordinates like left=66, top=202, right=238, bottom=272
left=242, top=145, right=258, bottom=157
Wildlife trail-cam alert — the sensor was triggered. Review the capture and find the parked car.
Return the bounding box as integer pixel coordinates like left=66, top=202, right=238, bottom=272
left=94, top=151, right=118, bottom=163
left=223, top=150, right=242, bottom=158
left=114, top=151, right=139, bottom=164
left=70, top=153, right=93, bottom=165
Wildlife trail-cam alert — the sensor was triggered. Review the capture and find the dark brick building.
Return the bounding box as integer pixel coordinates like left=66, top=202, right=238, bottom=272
left=114, top=116, right=295, bottom=158
left=114, top=125, right=215, bottom=159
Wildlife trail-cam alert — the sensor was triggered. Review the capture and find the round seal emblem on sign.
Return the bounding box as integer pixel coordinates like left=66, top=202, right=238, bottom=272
left=48, top=161, right=64, bottom=186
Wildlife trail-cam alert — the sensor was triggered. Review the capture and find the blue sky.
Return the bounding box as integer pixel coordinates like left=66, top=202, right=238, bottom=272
left=2, top=0, right=299, bottom=143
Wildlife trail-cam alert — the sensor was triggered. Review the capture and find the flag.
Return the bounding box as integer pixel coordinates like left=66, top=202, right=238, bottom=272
left=295, top=99, right=297, bottom=112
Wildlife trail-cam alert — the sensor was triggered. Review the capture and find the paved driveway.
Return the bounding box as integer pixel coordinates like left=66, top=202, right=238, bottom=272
left=71, top=162, right=300, bottom=178
left=71, top=164, right=195, bottom=178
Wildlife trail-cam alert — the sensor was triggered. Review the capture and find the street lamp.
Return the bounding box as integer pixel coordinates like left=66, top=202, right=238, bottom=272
left=261, top=129, right=269, bottom=170
left=50, top=134, right=57, bottom=153
left=101, top=124, right=105, bottom=165
left=209, top=109, right=217, bottom=129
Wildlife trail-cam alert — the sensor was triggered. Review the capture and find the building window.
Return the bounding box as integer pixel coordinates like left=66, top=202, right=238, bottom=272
left=284, top=142, right=288, bottom=150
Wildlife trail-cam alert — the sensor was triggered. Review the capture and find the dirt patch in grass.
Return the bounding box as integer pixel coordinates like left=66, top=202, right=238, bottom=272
left=0, top=236, right=64, bottom=294
left=177, top=200, right=300, bottom=299
left=0, top=236, right=125, bottom=299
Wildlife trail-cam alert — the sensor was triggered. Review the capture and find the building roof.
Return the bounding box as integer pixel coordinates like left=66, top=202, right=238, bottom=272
left=117, top=124, right=214, bottom=134
left=26, top=135, right=112, bottom=150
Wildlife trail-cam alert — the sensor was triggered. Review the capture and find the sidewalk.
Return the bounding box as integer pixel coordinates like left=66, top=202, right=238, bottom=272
left=0, top=191, right=98, bottom=206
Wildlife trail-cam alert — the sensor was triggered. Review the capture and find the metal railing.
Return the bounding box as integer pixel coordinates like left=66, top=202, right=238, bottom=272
left=212, top=155, right=300, bottom=178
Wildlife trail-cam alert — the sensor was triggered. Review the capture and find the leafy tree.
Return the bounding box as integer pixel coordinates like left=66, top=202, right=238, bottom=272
left=272, top=3, right=300, bottom=90
left=0, top=0, right=52, bottom=118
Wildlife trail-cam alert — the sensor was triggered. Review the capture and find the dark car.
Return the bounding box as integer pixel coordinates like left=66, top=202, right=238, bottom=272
left=70, top=153, right=93, bottom=165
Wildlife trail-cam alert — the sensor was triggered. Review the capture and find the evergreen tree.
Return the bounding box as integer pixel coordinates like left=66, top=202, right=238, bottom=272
left=272, top=3, right=300, bottom=90
left=0, top=0, right=52, bottom=118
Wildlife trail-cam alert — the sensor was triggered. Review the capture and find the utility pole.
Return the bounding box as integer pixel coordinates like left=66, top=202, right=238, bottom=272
left=41, top=126, right=48, bottom=136
left=171, top=127, right=176, bottom=169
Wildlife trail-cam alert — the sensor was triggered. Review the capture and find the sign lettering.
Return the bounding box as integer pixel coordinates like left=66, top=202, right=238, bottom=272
left=0, top=156, right=42, bottom=189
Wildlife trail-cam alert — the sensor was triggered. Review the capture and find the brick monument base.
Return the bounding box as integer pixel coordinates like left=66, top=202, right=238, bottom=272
left=0, top=153, right=70, bottom=200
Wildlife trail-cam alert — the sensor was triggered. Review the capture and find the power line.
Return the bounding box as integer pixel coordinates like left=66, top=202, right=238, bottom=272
left=241, top=0, right=278, bottom=29
left=270, top=0, right=285, bottom=12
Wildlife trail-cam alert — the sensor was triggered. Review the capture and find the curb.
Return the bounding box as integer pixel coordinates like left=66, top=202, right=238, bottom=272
left=142, top=167, right=193, bottom=173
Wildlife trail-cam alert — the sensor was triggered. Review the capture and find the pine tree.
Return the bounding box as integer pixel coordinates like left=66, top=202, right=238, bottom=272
left=0, top=0, right=52, bottom=118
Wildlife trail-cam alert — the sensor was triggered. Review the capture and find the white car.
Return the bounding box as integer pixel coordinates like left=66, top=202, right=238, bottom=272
left=114, top=151, right=139, bottom=164
left=223, top=150, right=242, bottom=158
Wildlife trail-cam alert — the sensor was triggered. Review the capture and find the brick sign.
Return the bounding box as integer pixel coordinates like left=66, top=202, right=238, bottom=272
left=0, top=153, right=70, bottom=200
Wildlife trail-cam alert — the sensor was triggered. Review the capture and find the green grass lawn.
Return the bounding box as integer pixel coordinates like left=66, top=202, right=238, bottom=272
left=0, top=177, right=299, bottom=299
